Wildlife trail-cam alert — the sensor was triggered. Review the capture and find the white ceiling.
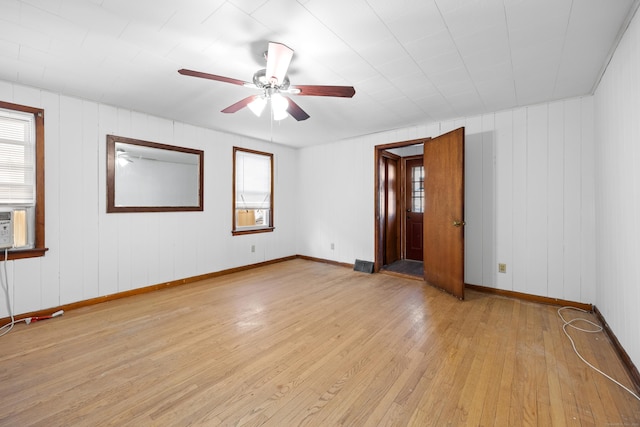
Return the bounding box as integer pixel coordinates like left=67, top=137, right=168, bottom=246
left=1, top=0, right=638, bottom=148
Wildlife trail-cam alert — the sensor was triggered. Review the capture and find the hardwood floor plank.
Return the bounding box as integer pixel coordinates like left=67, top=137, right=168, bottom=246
left=474, top=296, right=513, bottom=426
left=520, top=302, right=544, bottom=426
left=359, top=349, right=423, bottom=426
left=0, top=259, right=638, bottom=426
left=494, top=299, right=520, bottom=426
left=543, top=330, right=568, bottom=425
left=547, top=307, right=584, bottom=426
left=429, top=295, right=488, bottom=424
left=466, top=296, right=510, bottom=425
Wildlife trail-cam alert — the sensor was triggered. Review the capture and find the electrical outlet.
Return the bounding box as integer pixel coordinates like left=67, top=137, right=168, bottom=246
left=251, top=245, right=255, bottom=253
left=498, top=263, right=507, bottom=273
left=330, top=243, right=335, bottom=250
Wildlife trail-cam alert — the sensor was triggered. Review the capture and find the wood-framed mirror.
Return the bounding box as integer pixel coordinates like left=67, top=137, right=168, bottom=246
left=106, top=135, right=204, bottom=213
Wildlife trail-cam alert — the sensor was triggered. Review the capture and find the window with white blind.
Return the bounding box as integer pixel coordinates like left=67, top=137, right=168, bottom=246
left=232, top=147, right=274, bottom=235
left=0, top=101, right=45, bottom=259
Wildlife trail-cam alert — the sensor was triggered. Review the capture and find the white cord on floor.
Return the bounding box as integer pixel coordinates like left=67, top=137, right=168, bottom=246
left=558, top=306, right=640, bottom=401
left=0, top=248, right=15, bottom=337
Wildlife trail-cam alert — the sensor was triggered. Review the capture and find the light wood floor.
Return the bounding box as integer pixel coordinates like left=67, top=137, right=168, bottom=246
left=1, top=259, right=638, bottom=426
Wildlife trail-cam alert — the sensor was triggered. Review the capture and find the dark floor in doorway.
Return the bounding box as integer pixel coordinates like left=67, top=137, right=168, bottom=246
left=382, top=259, right=423, bottom=277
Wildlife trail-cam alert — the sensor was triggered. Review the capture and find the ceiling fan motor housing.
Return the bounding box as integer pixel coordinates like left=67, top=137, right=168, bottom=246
left=253, top=69, right=290, bottom=90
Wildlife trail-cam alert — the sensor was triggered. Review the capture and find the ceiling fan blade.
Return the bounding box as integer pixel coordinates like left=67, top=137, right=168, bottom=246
left=291, top=85, right=356, bottom=98
left=221, top=95, right=260, bottom=114
left=265, top=42, right=294, bottom=86
left=178, top=69, right=250, bottom=86
left=284, top=96, right=310, bottom=121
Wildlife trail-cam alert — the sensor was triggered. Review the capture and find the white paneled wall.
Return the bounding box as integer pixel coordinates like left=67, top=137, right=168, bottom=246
left=297, top=98, right=596, bottom=303
left=0, top=81, right=298, bottom=317
left=594, top=8, right=640, bottom=373
left=296, top=137, right=373, bottom=263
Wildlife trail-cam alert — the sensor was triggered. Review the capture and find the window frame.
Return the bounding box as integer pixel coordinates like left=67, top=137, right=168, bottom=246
left=232, top=146, right=274, bottom=236
left=0, top=100, right=46, bottom=260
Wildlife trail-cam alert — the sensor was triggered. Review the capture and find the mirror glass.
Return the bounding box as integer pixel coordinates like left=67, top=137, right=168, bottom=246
left=107, top=135, right=203, bottom=212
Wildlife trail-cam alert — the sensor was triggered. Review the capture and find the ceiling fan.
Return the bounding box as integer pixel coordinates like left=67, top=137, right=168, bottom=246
left=178, top=42, right=356, bottom=121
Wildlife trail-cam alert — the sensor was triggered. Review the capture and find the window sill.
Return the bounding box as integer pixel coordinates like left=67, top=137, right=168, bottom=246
left=1, top=247, right=48, bottom=261
left=232, top=227, right=275, bottom=236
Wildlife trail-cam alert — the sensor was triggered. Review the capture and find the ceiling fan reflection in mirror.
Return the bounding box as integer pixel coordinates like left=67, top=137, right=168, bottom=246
left=178, top=42, right=356, bottom=121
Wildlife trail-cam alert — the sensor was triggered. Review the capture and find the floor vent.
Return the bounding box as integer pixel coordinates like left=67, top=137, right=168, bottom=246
left=353, top=259, right=374, bottom=274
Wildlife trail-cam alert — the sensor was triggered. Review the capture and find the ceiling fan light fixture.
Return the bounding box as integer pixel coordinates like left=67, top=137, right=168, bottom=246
left=248, top=96, right=267, bottom=117
left=273, top=109, right=288, bottom=121
left=271, top=93, right=289, bottom=121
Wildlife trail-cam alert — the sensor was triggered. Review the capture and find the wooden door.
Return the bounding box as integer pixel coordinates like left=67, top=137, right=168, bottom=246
left=423, top=128, right=465, bottom=299
left=383, top=154, right=400, bottom=265
left=405, top=157, right=424, bottom=261
left=384, top=158, right=400, bottom=264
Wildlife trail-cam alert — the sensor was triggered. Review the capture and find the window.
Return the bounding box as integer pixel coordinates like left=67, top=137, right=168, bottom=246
left=411, top=165, right=424, bottom=213
left=0, top=101, right=46, bottom=260
left=232, top=147, right=274, bottom=235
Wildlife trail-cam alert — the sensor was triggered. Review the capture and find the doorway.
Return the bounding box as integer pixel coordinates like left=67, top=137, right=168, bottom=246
left=374, top=128, right=466, bottom=299
left=375, top=139, right=428, bottom=278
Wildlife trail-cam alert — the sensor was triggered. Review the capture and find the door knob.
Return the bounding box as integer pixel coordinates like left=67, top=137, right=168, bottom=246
left=453, top=220, right=465, bottom=227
